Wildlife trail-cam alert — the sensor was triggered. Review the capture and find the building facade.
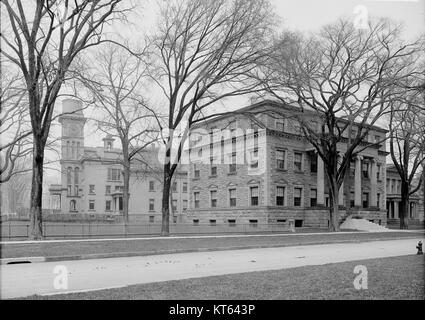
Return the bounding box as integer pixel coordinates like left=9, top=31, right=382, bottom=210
left=186, top=100, right=388, bottom=228
left=386, top=165, right=424, bottom=225
left=49, top=99, right=188, bottom=223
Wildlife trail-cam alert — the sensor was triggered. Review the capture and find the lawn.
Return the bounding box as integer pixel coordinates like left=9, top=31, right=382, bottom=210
left=1, top=231, right=424, bottom=260
left=24, top=255, right=425, bottom=300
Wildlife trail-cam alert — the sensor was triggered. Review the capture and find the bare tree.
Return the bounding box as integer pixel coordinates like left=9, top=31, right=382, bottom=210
left=389, top=81, right=425, bottom=229
left=1, top=0, right=128, bottom=239
left=81, top=44, right=159, bottom=225
left=0, top=65, right=32, bottom=183
left=151, top=0, right=276, bottom=236
left=262, top=19, right=424, bottom=231
left=0, top=159, right=32, bottom=214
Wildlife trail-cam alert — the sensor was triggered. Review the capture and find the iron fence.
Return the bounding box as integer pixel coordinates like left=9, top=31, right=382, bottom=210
left=0, top=221, right=293, bottom=240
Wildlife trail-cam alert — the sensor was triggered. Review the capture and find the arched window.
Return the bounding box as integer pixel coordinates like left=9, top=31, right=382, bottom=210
left=70, top=200, right=76, bottom=211
left=67, top=167, right=72, bottom=185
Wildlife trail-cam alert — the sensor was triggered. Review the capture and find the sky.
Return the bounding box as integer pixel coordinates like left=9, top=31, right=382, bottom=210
left=45, top=0, right=425, bottom=181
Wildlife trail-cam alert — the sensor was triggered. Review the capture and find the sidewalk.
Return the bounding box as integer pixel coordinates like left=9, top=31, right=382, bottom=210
left=1, top=230, right=424, bottom=263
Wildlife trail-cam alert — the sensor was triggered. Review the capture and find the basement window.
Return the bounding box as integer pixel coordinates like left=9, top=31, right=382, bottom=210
left=295, top=220, right=303, bottom=228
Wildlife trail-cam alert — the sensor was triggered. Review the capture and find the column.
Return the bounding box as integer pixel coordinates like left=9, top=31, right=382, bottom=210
left=317, top=155, right=325, bottom=206
left=370, top=159, right=377, bottom=208
left=354, top=155, right=362, bottom=207
left=394, top=201, right=399, bottom=219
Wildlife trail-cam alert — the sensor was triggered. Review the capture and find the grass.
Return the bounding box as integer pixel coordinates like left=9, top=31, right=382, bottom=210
left=1, top=231, right=424, bottom=260
left=24, top=255, right=425, bottom=300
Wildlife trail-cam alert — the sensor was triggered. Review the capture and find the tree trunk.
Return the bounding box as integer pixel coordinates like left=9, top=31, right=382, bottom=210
left=329, top=183, right=340, bottom=232
left=29, top=141, right=44, bottom=240
left=122, top=160, right=130, bottom=230
left=161, top=162, right=172, bottom=236
left=399, top=181, right=409, bottom=230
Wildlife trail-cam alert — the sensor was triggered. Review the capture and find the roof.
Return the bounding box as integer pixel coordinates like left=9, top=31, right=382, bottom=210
left=194, top=99, right=388, bottom=133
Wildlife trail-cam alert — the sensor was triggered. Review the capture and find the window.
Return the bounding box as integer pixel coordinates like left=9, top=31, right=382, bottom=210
left=210, top=158, right=217, bottom=176
left=310, top=189, right=317, bottom=207
left=350, top=192, right=355, bottom=208
left=89, top=185, right=95, bottom=194
left=194, top=164, right=200, bottom=179
left=194, top=192, right=200, bottom=208
left=249, top=220, right=258, bottom=227
left=105, top=200, right=111, bottom=211
left=149, top=199, right=155, bottom=211
left=70, top=200, right=76, bottom=211
left=107, top=168, right=121, bottom=181
left=229, top=153, right=237, bottom=173
left=74, top=168, right=79, bottom=185
left=350, top=161, right=355, bottom=176
left=276, top=186, right=285, bottom=206
left=377, top=164, right=381, bottom=180
left=250, top=149, right=259, bottom=169
left=149, top=216, right=155, bottom=223
left=310, top=121, right=318, bottom=133
left=183, top=200, right=188, bottom=211
left=210, top=190, right=217, bottom=208
left=250, top=186, right=259, bottom=206
left=115, top=185, right=123, bottom=192
left=294, top=152, right=303, bottom=171
left=89, top=200, right=95, bottom=211
left=105, top=185, right=111, bottom=194
left=276, top=150, right=286, bottom=170
left=72, top=141, right=75, bottom=159
left=183, top=182, right=188, bottom=193
left=310, top=154, right=318, bottom=173
left=295, top=220, right=303, bottom=228
left=229, top=189, right=236, bottom=207
left=294, top=187, right=302, bottom=207
left=77, top=142, right=80, bottom=157
left=209, top=219, right=217, bottom=226
left=362, top=192, right=369, bottom=208
left=172, top=181, right=178, bottom=192
left=66, top=141, right=70, bottom=158
left=377, top=193, right=381, bottom=207
left=198, top=148, right=203, bottom=158
left=107, top=141, right=112, bottom=150
left=149, top=181, right=155, bottom=191
left=193, top=219, right=199, bottom=226
left=228, top=219, right=236, bottom=227
left=172, top=200, right=178, bottom=212
left=375, top=135, right=380, bottom=144
left=362, top=162, right=369, bottom=178
left=74, top=186, right=79, bottom=196
left=67, top=185, right=72, bottom=196
left=276, top=121, right=285, bottom=131
left=67, top=167, right=72, bottom=185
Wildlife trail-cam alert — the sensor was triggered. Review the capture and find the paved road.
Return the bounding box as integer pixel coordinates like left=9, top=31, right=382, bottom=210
left=1, top=238, right=422, bottom=299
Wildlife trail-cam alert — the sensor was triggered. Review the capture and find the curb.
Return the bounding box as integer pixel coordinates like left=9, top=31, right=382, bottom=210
left=0, top=256, right=46, bottom=265
left=1, top=236, right=423, bottom=265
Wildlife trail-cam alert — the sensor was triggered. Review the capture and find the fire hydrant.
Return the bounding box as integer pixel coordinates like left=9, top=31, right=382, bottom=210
left=416, top=241, right=423, bottom=255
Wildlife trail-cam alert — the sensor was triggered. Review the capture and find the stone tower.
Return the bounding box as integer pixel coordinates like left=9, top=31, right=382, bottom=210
left=58, top=99, right=86, bottom=213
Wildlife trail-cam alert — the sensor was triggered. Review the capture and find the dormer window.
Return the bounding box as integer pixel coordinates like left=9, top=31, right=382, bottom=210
left=107, top=141, right=112, bottom=150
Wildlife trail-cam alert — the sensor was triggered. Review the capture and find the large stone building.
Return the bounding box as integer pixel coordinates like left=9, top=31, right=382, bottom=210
left=49, top=99, right=188, bottom=223
left=186, top=100, right=389, bottom=228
